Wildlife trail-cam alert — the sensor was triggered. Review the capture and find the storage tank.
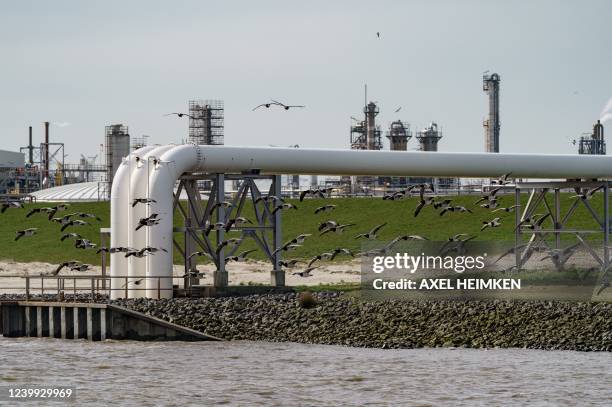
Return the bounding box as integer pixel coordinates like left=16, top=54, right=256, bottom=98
left=416, top=122, right=442, bottom=151
left=105, top=124, right=130, bottom=186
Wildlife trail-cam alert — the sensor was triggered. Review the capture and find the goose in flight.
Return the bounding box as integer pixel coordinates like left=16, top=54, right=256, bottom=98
left=320, top=223, right=355, bottom=236
left=354, top=223, right=387, bottom=240
left=272, top=243, right=302, bottom=256
left=414, top=196, right=435, bottom=217
left=270, top=99, right=305, bottom=110
left=216, top=238, right=243, bottom=254
left=515, top=213, right=550, bottom=231
left=132, top=198, right=156, bottom=207
left=188, top=251, right=213, bottom=261
left=61, top=232, right=81, bottom=241
left=314, top=204, right=336, bottom=214
left=300, top=188, right=325, bottom=201
left=74, top=239, right=97, bottom=249
left=481, top=217, right=502, bottom=231
left=225, top=217, right=253, bottom=231
left=26, top=207, right=55, bottom=218
left=440, top=206, right=472, bottom=216
left=252, top=101, right=282, bottom=111
left=474, top=187, right=502, bottom=206
left=1, top=201, right=24, bottom=213
left=279, top=259, right=305, bottom=268
left=570, top=185, right=605, bottom=200
left=307, top=248, right=354, bottom=267
left=164, top=112, right=195, bottom=119
left=292, top=266, right=319, bottom=277
left=135, top=215, right=160, bottom=231
left=15, top=228, right=38, bottom=241
left=225, top=249, right=257, bottom=263
left=54, top=260, right=81, bottom=275
left=61, top=220, right=89, bottom=232
left=272, top=203, right=298, bottom=214
left=492, top=205, right=519, bottom=213
left=255, top=195, right=285, bottom=204
left=491, top=172, right=513, bottom=185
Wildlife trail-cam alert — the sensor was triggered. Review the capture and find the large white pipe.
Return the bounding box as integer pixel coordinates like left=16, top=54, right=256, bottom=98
left=193, top=145, right=612, bottom=178
left=109, top=145, right=156, bottom=299
left=145, top=144, right=203, bottom=298
left=119, top=144, right=612, bottom=298
left=127, top=145, right=176, bottom=297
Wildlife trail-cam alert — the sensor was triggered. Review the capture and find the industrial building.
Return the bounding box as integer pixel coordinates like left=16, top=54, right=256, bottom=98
left=483, top=72, right=501, bottom=153
left=577, top=120, right=606, bottom=155
left=188, top=100, right=224, bottom=145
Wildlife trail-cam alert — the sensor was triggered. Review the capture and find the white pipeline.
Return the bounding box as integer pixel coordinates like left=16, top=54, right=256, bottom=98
left=108, top=144, right=612, bottom=299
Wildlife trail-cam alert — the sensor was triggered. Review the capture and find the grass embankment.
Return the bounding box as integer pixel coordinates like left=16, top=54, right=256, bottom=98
left=0, top=193, right=604, bottom=266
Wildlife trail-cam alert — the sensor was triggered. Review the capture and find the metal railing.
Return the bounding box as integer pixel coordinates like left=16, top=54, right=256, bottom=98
left=0, top=275, right=177, bottom=302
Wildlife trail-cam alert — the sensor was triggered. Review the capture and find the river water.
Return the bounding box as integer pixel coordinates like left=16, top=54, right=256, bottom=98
left=0, top=337, right=610, bottom=406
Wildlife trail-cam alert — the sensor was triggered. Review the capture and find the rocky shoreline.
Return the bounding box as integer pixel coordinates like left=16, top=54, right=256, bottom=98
left=2, top=292, right=610, bottom=351
left=111, top=293, right=612, bottom=352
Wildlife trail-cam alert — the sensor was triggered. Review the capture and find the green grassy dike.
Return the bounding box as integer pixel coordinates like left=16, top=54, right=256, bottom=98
left=0, top=193, right=605, bottom=266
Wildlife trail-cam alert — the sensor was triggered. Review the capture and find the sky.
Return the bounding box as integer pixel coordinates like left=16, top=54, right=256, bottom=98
left=1, top=0, right=611, bottom=164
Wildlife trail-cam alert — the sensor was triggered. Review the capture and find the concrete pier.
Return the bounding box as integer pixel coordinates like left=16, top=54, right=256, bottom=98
left=0, top=301, right=220, bottom=342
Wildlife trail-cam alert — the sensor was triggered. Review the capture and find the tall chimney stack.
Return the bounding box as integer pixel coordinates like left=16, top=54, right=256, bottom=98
left=28, top=126, right=33, bottom=164
left=44, top=121, right=50, bottom=184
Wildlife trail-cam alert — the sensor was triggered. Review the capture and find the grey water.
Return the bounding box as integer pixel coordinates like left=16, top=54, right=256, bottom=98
left=0, top=337, right=611, bottom=406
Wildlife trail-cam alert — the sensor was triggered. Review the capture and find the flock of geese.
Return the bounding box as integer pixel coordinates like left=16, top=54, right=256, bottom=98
left=3, top=173, right=609, bottom=292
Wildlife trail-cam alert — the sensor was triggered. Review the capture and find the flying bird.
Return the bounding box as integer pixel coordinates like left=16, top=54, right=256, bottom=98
left=314, top=204, right=337, bottom=214
left=481, top=217, right=502, bottom=231
left=279, top=259, right=305, bottom=268
left=216, top=238, right=243, bottom=254
left=1, top=201, right=24, bottom=213
left=394, top=107, right=401, bottom=113
left=188, top=251, right=213, bottom=261
left=135, top=215, right=160, bottom=231
left=53, top=261, right=82, bottom=275
left=61, top=232, right=82, bottom=241
left=74, top=239, right=97, bottom=249
left=272, top=203, right=298, bottom=214
left=270, top=99, right=305, bottom=110
left=60, top=220, right=89, bottom=232
left=225, top=249, right=257, bottom=263
left=252, top=101, right=282, bottom=111
left=320, top=223, right=355, bottom=236
left=224, top=217, right=253, bottom=231
left=354, top=223, right=387, bottom=240
left=492, top=205, right=520, bottom=213
left=570, top=185, right=605, bottom=200
left=26, top=207, right=55, bottom=218
left=292, top=266, right=319, bottom=277
left=164, top=112, right=195, bottom=119
left=15, top=228, right=38, bottom=241
left=440, top=206, right=473, bottom=216
left=132, top=198, right=156, bottom=207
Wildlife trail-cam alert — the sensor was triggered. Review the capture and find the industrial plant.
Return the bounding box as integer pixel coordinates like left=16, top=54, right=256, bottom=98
left=0, top=75, right=607, bottom=201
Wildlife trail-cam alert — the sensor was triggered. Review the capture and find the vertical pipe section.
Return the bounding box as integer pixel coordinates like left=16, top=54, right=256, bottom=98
left=109, top=145, right=156, bottom=299
left=128, top=145, right=175, bottom=298
left=146, top=144, right=203, bottom=298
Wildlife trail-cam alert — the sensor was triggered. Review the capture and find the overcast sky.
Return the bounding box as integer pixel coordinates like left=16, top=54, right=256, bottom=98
left=1, top=0, right=611, bottom=163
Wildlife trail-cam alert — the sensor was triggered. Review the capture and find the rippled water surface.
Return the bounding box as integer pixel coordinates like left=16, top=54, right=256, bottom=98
left=1, top=337, right=611, bottom=406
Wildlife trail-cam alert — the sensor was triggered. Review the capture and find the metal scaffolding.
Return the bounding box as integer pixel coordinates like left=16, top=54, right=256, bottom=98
left=188, top=100, right=224, bottom=145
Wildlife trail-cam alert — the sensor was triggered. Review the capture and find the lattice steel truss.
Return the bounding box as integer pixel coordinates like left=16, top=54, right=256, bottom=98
left=513, top=180, right=610, bottom=292
left=173, top=173, right=282, bottom=293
